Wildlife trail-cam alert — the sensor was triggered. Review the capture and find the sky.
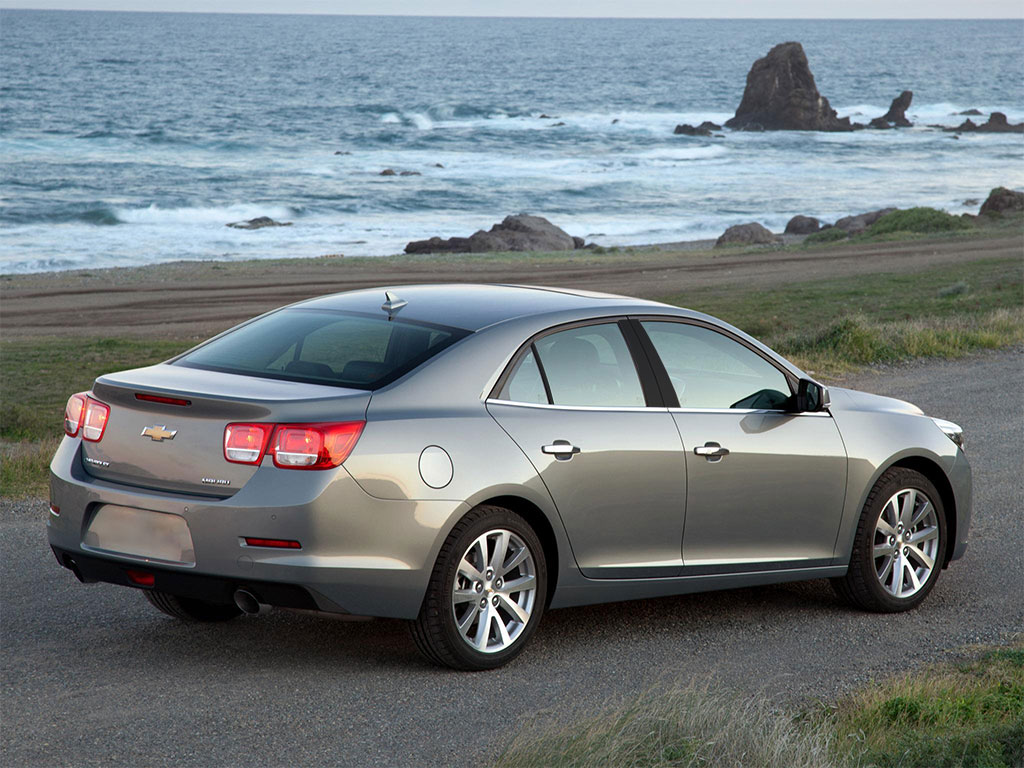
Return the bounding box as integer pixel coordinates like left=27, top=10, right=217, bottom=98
left=0, top=0, right=1021, bottom=17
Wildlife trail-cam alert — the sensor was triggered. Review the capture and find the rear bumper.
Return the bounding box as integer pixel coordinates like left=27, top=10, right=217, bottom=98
left=48, top=436, right=468, bottom=619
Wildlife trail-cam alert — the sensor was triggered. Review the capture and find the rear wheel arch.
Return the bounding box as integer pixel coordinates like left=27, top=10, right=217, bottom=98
left=476, top=495, right=559, bottom=607
left=889, top=456, right=957, bottom=567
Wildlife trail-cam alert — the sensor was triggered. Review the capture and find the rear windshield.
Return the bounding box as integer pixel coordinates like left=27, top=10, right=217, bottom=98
left=174, top=308, right=470, bottom=390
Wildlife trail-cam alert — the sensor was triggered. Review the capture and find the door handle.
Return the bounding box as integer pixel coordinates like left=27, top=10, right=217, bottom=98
left=541, top=440, right=581, bottom=460
left=694, top=442, right=729, bottom=461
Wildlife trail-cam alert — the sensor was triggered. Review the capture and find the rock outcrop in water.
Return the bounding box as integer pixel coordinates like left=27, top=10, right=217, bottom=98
left=226, top=216, right=292, bottom=230
left=946, top=112, right=1024, bottom=134
left=869, top=91, right=913, bottom=128
left=405, top=214, right=583, bottom=254
left=674, top=121, right=722, bottom=136
left=979, top=187, right=1024, bottom=216
left=714, top=222, right=782, bottom=247
left=725, top=42, right=853, bottom=132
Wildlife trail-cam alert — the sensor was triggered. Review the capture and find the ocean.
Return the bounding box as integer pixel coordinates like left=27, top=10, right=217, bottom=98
left=1, top=10, right=1022, bottom=274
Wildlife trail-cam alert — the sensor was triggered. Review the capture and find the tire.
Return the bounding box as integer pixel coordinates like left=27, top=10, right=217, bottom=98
left=410, top=505, right=547, bottom=670
left=143, top=589, right=242, bottom=622
left=833, top=467, right=946, bottom=612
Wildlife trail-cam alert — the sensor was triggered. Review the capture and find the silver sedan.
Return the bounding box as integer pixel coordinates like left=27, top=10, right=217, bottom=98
left=48, top=284, right=971, bottom=669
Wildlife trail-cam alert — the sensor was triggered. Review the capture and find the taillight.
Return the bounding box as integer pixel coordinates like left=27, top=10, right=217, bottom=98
left=271, top=422, right=365, bottom=470
left=64, top=393, right=87, bottom=436
left=81, top=398, right=110, bottom=442
left=224, top=423, right=273, bottom=464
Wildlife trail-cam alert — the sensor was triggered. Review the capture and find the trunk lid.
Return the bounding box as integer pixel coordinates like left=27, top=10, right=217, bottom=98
left=82, top=363, right=370, bottom=497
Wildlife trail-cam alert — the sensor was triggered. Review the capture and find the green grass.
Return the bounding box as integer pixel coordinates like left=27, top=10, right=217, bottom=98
left=827, top=644, right=1024, bottom=767
left=659, top=256, right=1024, bottom=373
left=0, top=338, right=190, bottom=498
left=868, top=207, right=975, bottom=236
left=494, top=642, right=1024, bottom=768
left=805, top=227, right=851, bottom=244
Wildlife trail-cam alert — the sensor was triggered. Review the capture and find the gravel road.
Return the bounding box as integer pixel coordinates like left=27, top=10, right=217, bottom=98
left=2, top=348, right=1022, bottom=767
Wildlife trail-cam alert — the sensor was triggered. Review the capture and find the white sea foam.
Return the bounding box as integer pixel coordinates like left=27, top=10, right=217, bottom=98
left=112, top=203, right=297, bottom=226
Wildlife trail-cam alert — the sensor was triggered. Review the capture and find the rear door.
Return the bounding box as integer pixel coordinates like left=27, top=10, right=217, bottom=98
left=486, top=320, right=686, bottom=578
left=637, top=320, right=848, bottom=569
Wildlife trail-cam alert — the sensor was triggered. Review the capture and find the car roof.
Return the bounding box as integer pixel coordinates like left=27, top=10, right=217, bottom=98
left=294, top=283, right=675, bottom=331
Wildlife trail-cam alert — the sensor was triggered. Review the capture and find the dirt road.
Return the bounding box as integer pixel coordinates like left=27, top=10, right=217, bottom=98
left=3, top=234, right=1019, bottom=340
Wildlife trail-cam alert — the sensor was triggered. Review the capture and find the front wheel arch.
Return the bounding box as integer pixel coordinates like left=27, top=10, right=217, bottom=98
left=888, top=456, right=957, bottom=568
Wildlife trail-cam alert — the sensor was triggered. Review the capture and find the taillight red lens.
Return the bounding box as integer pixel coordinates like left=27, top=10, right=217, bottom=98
left=224, top=423, right=273, bottom=464
left=81, top=398, right=110, bottom=442
left=271, top=421, right=365, bottom=470
left=243, top=537, right=301, bottom=549
left=64, top=393, right=87, bottom=436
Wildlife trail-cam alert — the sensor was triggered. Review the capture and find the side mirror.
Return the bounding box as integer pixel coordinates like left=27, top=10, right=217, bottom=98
left=796, top=378, right=830, bottom=412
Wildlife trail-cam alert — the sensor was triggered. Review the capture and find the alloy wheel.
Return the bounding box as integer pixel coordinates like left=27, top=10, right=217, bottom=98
left=873, top=487, right=940, bottom=599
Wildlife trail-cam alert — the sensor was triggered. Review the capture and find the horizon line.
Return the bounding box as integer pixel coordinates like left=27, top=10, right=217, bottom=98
left=1, top=7, right=1022, bottom=20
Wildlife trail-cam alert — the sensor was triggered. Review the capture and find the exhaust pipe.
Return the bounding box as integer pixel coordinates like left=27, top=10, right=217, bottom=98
left=233, top=588, right=260, bottom=615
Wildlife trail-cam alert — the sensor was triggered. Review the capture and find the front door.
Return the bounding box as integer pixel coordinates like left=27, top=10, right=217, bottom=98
left=638, top=320, right=848, bottom=571
left=487, top=321, right=686, bottom=578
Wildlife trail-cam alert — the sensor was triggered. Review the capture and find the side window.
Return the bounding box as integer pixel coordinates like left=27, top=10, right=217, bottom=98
left=641, top=321, right=791, bottom=410
left=534, top=323, right=645, bottom=407
left=501, top=347, right=548, bottom=404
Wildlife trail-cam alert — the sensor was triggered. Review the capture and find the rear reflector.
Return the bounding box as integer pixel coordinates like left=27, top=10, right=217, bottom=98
left=224, top=423, right=273, bottom=464
left=64, top=393, right=87, bottom=437
left=49, top=504, right=60, bottom=517
left=125, top=570, right=155, bottom=586
left=243, top=537, right=301, bottom=549
left=135, top=393, right=192, bottom=407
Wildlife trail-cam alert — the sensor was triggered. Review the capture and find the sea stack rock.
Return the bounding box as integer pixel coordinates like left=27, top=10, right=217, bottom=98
left=714, top=222, right=782, bottom=247
left=405, top=214, right=583, bottom=254
left=870, top=90, right=913, bottom=128
left=979, top=187, right=1024, bottom=216
left=225, top=216, right=292, bottom=230
left=725, top=42, right=853, bottom=132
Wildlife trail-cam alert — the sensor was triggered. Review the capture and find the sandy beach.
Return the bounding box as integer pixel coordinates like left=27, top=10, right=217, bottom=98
left=3, top=232, right=1020, bottom=342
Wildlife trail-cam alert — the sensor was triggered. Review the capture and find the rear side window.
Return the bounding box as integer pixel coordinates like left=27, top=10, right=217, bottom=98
left=176, top=309, right=469, bottom=390
left=500, top=323, right=645, bottom=407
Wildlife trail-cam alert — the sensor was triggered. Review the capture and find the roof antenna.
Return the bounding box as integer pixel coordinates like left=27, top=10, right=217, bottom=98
left=381, top=290, right=407, bottom=320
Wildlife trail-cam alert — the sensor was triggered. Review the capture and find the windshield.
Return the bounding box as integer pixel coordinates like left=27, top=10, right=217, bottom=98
left=175, top=308, right=470, bottom=390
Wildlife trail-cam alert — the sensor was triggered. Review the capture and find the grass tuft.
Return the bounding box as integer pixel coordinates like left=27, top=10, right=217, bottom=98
left=804, top=227, right=850, bottom=245
left=868, top=207, right=974, bottom=236
left=0, top=437, right=60, bottom=499
left=494, top=682, right=835, bottom=768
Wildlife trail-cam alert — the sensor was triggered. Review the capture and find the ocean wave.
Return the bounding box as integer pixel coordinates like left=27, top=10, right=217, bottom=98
left=113, top=203, right=300, bottom=226
left=836, top=102, right=1024, bottom=123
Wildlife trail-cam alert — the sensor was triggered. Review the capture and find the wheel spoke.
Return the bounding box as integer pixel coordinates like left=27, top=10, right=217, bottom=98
left=893, top=554, right=906, bottom=596
left=900, top=489, right=917, bottom=527
left=874, top=543, right=895, bottom=559
left=502, top=575, right=536, bottom=594
left=457, top=603, right=480, bottom=634
left=495, top=616, right=512, bottom=647
left=909, top=526, right=938, bottom=545
left=489, top=530, right=510, bottom=573
left=453, top=588, right=477, bottom=604
left=458, top=560, right=483, bottom=583
left=908, top=545, right=934, bottom=571
left=500, top=546, right=529, bottom=577
left=498, top=593, right=530, bottom=624
left=906, top=561, right=922, bottom=591
left=910, top=500, right=932, bottom=528
left=472, top=605, right=492, bottom=650
left=876, top=517, right=897, bottom=537
left=878, top=555, right=894, bottom=588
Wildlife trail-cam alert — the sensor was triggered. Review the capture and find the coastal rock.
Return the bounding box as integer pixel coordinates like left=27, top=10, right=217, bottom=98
left=673, top=120, right=722, bottom=136
left=979, top=187, right=1024, bottom=216
left=225, top=216, right=292, bottom=230
left=715, top=222, right=782, bottom=247
left=957, top=109, right=983, bottom=116
left=572, top=236, right=586, bottom=249
left=834, top=207, right=897, bottom=234
left=868, top=118, right=893, bottom=129
left=405, top=214, right=582, bottom=254
left=399, top=170, right=421, bottom=176
left=784, top=215, right=821, bottom=234
left=875, top=90, right=913, bottom=128
left=379, top=168, right=397, bottom=176
left=724, top=42, right=853, bottom=132
left=947, top=112, right=1024, bottom=133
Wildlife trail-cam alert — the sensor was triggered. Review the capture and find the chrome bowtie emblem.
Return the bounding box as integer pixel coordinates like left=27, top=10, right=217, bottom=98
left=141, top=425, right=177, bottom=442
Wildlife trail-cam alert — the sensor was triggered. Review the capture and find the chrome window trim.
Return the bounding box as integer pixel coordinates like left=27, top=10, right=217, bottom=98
left=485, top=398, right=666, bottom=413
left=668, top=407, right=833, bottom=418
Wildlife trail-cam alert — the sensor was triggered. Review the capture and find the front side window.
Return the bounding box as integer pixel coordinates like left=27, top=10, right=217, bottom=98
left=500, top=323, right=645, bottom=407
left=641, top=321, right=791, bottom=410
left=176, top=309, right=469, bottom=390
